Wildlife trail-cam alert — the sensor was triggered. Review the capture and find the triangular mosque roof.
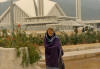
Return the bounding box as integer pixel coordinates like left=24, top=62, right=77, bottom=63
left=0, top=0, right=65, bottom=17
left=15, top=0, right=36, bottom=17
left=15, top=0, right=57, bottom=17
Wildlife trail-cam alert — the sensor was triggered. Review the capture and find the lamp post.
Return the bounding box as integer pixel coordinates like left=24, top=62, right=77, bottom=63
left=10, top=0, right=14, bottom=33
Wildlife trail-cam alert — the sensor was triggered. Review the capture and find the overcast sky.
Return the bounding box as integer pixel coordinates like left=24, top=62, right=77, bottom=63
left=55, top=0, right=100, bottom=20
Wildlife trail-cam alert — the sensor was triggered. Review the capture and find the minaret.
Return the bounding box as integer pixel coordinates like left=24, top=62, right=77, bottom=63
left=38, top=0, right=44, bottom=16
left=76, top=0, right=81, bottom=21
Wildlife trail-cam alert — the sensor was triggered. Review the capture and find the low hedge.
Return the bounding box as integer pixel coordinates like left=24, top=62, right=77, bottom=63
left=58, top=31, right=99, bottom=45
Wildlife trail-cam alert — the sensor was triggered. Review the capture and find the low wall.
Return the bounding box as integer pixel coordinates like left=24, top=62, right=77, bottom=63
left=0, top=47, right=41, bottom=69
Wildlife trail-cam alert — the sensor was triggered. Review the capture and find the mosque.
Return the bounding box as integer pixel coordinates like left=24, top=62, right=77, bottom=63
left=0, top=0, right=82, bottom=31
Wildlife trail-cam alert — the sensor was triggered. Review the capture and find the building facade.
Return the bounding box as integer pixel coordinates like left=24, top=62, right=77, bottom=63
left=0, top=0, right=81, bottom=31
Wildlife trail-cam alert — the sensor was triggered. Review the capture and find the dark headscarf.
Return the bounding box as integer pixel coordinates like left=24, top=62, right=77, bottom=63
left=45, top=32, right=56, bottom=43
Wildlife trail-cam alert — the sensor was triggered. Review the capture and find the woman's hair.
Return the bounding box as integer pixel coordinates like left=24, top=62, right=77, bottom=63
left=47, top=27, right=54, bottom=32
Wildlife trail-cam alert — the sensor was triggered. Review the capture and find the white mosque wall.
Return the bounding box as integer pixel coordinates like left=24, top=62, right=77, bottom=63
left=48, top=4, right=65, bottom=16
left=0, top=8, right=11, bottom=28
left=14, top=5, right=29, bottom=24
left=0, top=5, right=29, bottom=29
left=0, top=0, right=77, bottom=31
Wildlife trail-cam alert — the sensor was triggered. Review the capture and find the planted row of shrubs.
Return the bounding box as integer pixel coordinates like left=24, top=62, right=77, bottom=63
left=58, top=32, right=100, bottom=45
left=24, top=31, right=100, bottom=46
left=14, top=31, right=99, bottom=46
left=0, top=29, right=100, bottom=47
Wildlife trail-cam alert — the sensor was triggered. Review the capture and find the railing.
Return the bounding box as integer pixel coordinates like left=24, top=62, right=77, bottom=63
left=22, top=16, right=58, bottom=25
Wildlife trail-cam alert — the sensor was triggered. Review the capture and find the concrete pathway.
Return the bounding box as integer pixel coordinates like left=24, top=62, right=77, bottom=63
left=41, top=48, right=100, bottom=61
left=39, top=47, right=100, bottom=69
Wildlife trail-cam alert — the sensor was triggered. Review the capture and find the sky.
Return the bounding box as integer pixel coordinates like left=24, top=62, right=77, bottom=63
left=54, top=0, right=100, bottom=20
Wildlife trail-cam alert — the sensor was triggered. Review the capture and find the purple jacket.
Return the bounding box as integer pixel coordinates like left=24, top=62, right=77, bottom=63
left=44, top=33, right=64, bottom=67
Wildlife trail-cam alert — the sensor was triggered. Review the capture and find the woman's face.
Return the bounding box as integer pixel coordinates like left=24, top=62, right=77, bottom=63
left=48, top=30, right=54, bottom=37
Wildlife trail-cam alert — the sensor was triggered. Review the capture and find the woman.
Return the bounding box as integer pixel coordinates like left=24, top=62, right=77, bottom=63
left=44, top=28, right=64, bottom=69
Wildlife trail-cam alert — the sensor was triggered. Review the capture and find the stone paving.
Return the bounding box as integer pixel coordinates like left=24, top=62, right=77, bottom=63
left=40, top=43, right=100, bottom=54
left=39, top=43, right=100, bottom=69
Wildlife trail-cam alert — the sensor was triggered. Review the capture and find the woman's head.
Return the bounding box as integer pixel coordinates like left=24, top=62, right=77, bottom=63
left=47, top=28, right=54, bottom=37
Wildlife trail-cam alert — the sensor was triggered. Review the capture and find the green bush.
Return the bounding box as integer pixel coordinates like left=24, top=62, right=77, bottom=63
left=58, top=35, right=66, bottom=46
left=0, top=28, right=41, bottom=67
left=77, top=33, right=85, bottom=44
left=69, top=34, right=79, bottom=45
left=57, top=31, right=98, bottom=45
left=97, top=32, right=100, bottom=42
left=84, top=32, right=97, bottom=43
left=28, top=46, right=41, bottom=64
left=57, top=32, right=69, bottom=45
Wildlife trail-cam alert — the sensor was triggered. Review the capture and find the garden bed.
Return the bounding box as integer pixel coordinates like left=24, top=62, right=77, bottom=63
left=0, top=28, right=41, bottom=68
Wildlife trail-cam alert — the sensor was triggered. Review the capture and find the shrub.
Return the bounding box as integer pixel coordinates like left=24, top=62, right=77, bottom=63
left=97, top=32, right=100, bottom=42
left=57, top=31, right=98, bottom=45
left=0, top=28, right=41, bottom=67
left=57, top=32, right=69, bottom=45
left=69, top=34, right=79, bottom=45
left=84, top=32, right=97, bottom=43
left=64, top=33, right=69, bottom=45
left=58, top=35, right=66, bottom=46
left=77, top=33, right=85, bottom=44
